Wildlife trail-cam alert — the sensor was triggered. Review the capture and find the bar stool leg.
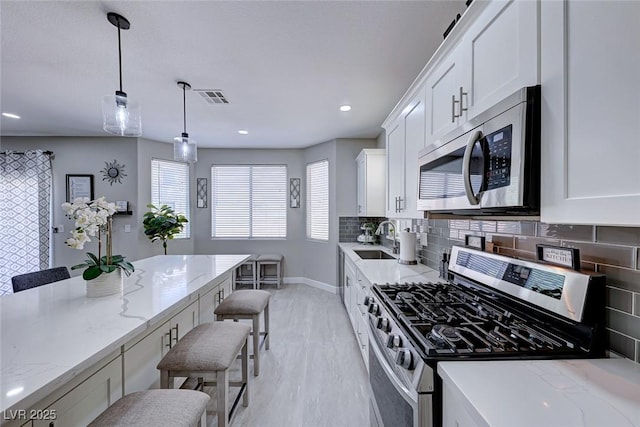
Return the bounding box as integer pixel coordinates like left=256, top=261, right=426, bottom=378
left=276, top=261, right=281, bottom=289
left=217, top=369, right=229, bottom=427
left=242, top=340, right=249, bottom=407
left=252, top=314, right=260, bottom=376
left=160, top=369, right=170, bottom=389
left=264, top=302, right=270, bottom=350
left=252, top=260, right=257, bottom=289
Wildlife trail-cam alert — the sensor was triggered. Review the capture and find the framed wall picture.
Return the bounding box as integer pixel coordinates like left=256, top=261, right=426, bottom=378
left=66, top=174, right=94, bottom=202
left=290, top=178, right=300, bottom=208
left=196, top=178, right=207, bottom=208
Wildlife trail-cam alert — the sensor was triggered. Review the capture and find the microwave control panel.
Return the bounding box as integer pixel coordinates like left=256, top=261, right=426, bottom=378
left=484, top=125, right=512, bottom=190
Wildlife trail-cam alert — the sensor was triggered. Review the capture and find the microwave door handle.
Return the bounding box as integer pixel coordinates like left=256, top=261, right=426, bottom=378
left=462, top=130, right=483, bottom=205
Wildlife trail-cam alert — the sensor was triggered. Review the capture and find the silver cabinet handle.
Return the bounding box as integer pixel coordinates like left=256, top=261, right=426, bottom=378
left=459, top=86, right=468, bottom=115
left=398, top=197, right=404, bottom=212
left=172, top=324, right=179, bottom=344
left=452, top=94, right=459, bottom=122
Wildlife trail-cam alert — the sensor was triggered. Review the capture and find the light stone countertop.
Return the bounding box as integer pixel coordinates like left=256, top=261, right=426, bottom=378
left=0, top=254, right=249, bottom=417
left=338, top=242, right=441, bottom=284
left=438, top=358, right=640, bottom=427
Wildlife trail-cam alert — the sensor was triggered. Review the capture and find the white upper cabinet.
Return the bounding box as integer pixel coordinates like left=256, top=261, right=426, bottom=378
left=385, top=86, right=426, bottom=219
left=425, top=0, right=539, bottom=149
left=425, top=46, right=464, bottom=146
left=540, top=0, right=640, bottom=226
left=402, top=86, right=427, bottom=219
left=356, top=149, right=386, bottom=217
left=386, top=117, right=405, bottom=217
left=461, top=0, right=538, bottom=120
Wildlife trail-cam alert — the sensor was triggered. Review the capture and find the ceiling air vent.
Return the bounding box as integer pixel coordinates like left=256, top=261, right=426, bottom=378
left=194, top=89, right=230, bottom=104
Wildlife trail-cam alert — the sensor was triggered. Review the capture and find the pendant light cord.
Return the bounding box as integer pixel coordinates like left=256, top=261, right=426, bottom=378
left=117, top=22, right=123, bottom=93
left=183, top=84, right=187, bottom=134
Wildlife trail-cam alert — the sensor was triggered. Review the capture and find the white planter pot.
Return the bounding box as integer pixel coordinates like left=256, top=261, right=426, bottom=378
left=86, top=269, right=123, bottom=298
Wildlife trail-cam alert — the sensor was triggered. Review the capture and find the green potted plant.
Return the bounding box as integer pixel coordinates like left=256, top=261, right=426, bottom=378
left=62, top=197, right=135, bottom=297
left=142, top=204, right=188, bottom=255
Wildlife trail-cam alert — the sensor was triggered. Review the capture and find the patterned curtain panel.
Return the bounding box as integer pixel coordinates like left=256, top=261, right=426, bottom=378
left=0, top=151, right=52, bottom=295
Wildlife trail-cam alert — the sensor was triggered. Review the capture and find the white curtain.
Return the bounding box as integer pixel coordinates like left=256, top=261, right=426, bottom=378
left=0, top=151, right=52, bottom=295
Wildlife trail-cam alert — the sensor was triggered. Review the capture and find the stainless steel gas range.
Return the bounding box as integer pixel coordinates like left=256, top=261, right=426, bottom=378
left=366, top=246, right=605, bottom=427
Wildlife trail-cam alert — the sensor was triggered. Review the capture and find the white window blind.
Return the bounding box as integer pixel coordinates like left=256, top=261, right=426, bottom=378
left=151, top=159, right=190, bottom=238
left=211, top=165, right=287, bottom=238
left=306, top=160, right=328, bottom=241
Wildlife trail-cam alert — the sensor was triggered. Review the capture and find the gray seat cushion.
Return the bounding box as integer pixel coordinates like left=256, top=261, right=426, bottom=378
left=157, top=322, right=250, bottom=372
left=88, top=389, right=209, bottom=427
left=214, top=289, right=270, bottom=316
left=257, top=254, right=283, bottom=262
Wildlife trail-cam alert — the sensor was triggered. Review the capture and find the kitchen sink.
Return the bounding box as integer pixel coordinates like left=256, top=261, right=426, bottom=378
left=354, top=250, right=395, bottom=260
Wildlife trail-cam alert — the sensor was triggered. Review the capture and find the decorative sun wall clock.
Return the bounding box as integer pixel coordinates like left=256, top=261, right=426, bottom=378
left=101, top=159, right=127, bottom=185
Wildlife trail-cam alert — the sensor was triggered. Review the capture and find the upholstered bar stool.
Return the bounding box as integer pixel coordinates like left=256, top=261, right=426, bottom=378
left=157, top=322, right=251, bottom=427
left=215, top=289, right=270, bottom=376
left=256, top=254, right=283, bottom=289
left=234, top=254, right=258, bottom=288
left=88, top=389, right=209, bottom=427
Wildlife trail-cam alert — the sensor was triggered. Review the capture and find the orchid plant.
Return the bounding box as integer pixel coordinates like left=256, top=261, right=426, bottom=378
left=62, top=197, right=134, bottom=280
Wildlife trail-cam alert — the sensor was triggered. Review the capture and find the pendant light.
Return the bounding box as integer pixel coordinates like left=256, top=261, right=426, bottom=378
left=173, top=81, right=198, bottom=163
left=101, top=12, right=142, bottom=137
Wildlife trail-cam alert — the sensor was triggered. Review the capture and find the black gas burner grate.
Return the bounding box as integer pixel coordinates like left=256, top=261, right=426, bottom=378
left=376, top=282, right=581, bottom=357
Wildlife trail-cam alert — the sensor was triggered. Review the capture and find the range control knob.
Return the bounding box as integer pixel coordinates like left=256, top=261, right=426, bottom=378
left=386, top=334, right=402, bottom=349
left=368, top=303, right=380, bottom=316
left=395, top=349, right=415, bottom=370
left=376, top=317, right=391, bottom=333
left=364, top=296, right=373, bottom=306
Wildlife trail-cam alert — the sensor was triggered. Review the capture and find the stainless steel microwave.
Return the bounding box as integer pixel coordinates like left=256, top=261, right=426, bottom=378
left=417, top=85, right=540, bottom=215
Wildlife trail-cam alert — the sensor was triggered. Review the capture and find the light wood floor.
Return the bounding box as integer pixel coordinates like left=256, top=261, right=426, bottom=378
left=205, top=284, right=370, bottom=427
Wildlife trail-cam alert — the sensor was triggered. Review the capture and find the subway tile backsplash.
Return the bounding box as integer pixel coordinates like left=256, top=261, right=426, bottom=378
left=339, top=216, right=640, bottom=363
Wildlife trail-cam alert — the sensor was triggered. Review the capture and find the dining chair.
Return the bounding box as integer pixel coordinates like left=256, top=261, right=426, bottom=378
left=11, top=266, right=71, bottom=293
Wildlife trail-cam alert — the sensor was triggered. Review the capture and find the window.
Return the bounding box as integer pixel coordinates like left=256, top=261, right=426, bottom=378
left=151, top=159, right=190, bottom=238
left=306, top=159, right=328, bottom=241
left=211, top=165, right=287, bottom=238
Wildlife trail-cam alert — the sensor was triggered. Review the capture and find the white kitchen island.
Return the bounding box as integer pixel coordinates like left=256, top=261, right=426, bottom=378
left=0, top=254, right=249, bottom=426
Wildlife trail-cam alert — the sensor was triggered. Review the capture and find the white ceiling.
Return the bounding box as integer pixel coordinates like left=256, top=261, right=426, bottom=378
left=0, top=0, right=466, bottom=149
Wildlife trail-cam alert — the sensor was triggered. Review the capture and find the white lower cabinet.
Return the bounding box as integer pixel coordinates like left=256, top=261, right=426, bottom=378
left=342, top=253, right=370, bottom=371
left=199, top=276, right=233, bottom=324
left=442, top=382, right=480, bottom=427
left=123, top=300, right=198, bottom=393
left=32, top=355, right=122, bottom=427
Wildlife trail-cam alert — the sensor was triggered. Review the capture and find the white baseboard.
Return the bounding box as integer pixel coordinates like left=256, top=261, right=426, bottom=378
left=283, top=277, right=337, bottom=294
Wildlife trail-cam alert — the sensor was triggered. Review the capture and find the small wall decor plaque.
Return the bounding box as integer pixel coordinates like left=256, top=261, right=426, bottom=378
left=101, top=159, right=127, bottom=185
left=465, top=235, right=486, bottom=251
left=290, top=178, right=300, bottom=208
left=536, top=244, right=581, bottom=271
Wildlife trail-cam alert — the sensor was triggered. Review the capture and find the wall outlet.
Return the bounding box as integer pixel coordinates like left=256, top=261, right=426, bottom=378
left=124, top=224, right=131, bottom=233
left=52, top=224, right=64, bottom=233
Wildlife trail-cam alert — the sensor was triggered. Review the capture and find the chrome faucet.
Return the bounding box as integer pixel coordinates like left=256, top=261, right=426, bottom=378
left=375, top=221, right=398, bottom=254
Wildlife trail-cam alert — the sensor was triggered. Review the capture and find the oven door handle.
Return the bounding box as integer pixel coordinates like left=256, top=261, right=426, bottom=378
left=367, top=323, right=418, bottom=406
left=462, top=130, right=483, bottom=206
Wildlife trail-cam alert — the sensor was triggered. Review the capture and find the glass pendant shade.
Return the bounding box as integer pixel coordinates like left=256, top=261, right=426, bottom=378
left=173, top=133, right=198, bottom=163
left=102, top=92, right=142, bottom=137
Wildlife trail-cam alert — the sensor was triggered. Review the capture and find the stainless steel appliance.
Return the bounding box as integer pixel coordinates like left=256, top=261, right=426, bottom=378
left=417, top=86, right=540, bottom=215
left=366, top=246, right=605, bottom=427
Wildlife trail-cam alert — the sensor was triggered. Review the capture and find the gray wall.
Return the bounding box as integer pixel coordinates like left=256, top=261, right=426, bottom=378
left=2, top=136, right=140, bottom=273
left=3, top=136, right=377, bottom=287
left=192, top=148, right=305, bottom=278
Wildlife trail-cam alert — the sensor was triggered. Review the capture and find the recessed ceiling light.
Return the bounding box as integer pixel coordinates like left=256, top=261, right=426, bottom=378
left=339, top=105, right=352, bottom=112
left=2, top=112, right=20, bottom=119
left=238, top=130, right=249, bottom=135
